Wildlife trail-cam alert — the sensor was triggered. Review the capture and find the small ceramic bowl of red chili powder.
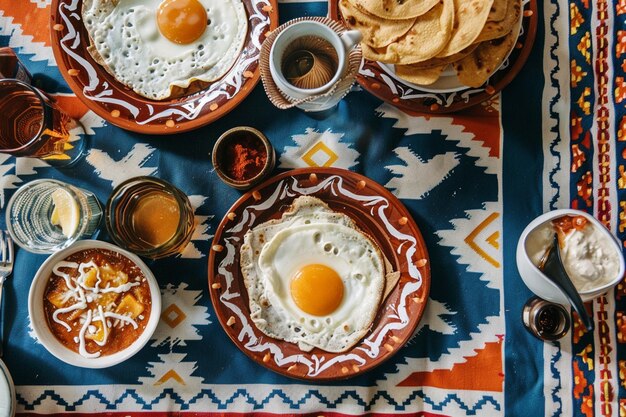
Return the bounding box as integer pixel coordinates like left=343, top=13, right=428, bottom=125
left=212, top=126, right=275, bottom=190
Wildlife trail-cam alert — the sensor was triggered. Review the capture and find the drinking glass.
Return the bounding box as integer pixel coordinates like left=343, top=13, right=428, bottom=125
left=6, top=179, right=102, bottom=254
left=105, top=177, right=195, bottom=259
left=0, top=79, right=86, bottom=167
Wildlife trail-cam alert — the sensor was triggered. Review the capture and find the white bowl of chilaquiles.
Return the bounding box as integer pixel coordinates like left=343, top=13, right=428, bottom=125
left=29, top=240, right=161, bottom=368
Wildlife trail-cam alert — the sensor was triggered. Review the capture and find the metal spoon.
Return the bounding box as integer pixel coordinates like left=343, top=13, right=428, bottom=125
left=539, top=234, right=594, bottom=332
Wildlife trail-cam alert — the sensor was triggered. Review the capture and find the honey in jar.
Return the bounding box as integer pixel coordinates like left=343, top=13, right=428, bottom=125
left=106, top=177, right=195, bottom=259
left=131, top=191, right=180, bottom=247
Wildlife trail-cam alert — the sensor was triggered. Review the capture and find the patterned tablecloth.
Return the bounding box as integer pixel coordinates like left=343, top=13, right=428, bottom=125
left=0, top=0, right=625, bottom=416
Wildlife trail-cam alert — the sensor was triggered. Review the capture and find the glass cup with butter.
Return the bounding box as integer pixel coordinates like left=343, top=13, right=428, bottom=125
left=105, top=176, right=195, bottom=259
left=6, top=179, right=102, bottom=254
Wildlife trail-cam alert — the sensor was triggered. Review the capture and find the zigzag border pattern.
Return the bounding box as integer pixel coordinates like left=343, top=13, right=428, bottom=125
left=590, top=0, right=618, bottom=413
left=546, top=0, right=563, bottom=211
left=611, top=0, right=626, bottom=410
left=549, top=345, right=564, bottom=417
left=17, top=389, right=501, bottom=414
left=542, top=1, right=567, bottom=414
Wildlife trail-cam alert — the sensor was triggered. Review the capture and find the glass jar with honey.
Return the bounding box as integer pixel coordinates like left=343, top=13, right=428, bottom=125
left=105, top=177, right=195, bottom=259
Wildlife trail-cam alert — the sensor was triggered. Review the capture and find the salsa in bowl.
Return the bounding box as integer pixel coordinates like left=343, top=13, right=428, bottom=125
left=28, top=240, right=161, bottom=368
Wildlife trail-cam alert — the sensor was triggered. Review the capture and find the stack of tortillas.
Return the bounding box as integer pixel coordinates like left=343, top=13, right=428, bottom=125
left=339, top=0, right=522, bottom=87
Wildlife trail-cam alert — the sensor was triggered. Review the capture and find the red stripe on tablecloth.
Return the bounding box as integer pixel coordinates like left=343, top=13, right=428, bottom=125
left=593, top=0, right=617, bottom=416
left=16, top=412, right=452, bottom=417
left=448, top=100, right=501, bottom=158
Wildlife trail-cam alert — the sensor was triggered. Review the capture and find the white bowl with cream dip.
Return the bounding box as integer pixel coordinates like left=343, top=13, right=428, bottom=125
left=516, top=209, right=625, bottom=304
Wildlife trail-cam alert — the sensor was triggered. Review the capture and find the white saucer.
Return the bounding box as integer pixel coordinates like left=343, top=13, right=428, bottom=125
left=0, top=359, right=15, bottom=417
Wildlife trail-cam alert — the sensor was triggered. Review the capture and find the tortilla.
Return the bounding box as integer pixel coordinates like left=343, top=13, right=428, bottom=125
left=361, top=0, right=454, bottom=64
left=486, top=0, right=508, bottom=22
left=340, top=0, right=415, bottom=48
left=436, top=0, right=494, bottom=57
left=354, top=0, right=439, bottom=20
left=474, top=0, right=521, bottom=44
left=382, top=256, right=400, bottom=301
left=394, top=64, right=445, bottom=85
left=453, top=12, right=521, bottom=88
left=396, top=44, right=477, bottom=70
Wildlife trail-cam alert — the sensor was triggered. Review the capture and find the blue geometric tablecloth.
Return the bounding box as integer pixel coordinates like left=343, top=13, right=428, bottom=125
left=1, top=0, right=625, bottom=416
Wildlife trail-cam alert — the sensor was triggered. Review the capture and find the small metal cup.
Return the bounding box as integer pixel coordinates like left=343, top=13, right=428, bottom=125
left=212, top=126, right=275, bottom=190
left=522, top=297, right=570, bottom=341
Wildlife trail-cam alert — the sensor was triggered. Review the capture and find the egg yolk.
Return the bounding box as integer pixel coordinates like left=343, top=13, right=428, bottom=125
left=290, top=264, right=344, bottom=316
left=157, top=0, right=208, bottom=45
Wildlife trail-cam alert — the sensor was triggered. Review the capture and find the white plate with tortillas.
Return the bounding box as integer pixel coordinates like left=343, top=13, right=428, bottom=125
left=339, top=0, right=524, bottom=92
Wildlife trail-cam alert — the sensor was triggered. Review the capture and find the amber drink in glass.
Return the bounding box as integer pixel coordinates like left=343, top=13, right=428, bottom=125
left=106, top=177, right=195, bottom=259
left=0, top=79, right=86, bottom=167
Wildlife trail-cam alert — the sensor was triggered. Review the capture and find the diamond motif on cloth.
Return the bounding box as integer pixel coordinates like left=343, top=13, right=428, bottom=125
left=151, top=283, right=210, bottom=347
left=301, top=141, right=339, bottom=167
left=464, top=212, right=501, bottom=268
left=162, top=304, right=187, bottom=328
left=279, top=128, right=359, bottom=169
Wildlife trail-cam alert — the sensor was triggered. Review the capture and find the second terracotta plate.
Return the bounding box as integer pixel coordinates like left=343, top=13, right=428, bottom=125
left=208, top=168, right=430, bottom=380
left=329, top=0, right=538, bottom=113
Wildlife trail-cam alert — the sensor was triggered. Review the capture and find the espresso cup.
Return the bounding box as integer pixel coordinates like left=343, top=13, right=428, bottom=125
left=269, top=21, right=362, bottom=100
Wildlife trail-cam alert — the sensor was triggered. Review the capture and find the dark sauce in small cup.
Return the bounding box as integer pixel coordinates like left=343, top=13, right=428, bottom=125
left=522, top=297, right=570, bottom=341
left=537, top=306, right=561, bottom=334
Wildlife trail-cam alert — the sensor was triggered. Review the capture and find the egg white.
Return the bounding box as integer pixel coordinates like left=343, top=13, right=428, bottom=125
left=82, top=0, right=248, bottom=100
left=240, top=196, right=386, bottom=353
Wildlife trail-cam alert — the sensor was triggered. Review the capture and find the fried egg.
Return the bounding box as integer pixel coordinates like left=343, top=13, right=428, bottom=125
left=240, top=196, right=386, bottom=353
left=82, top=0, right=248, bottom=100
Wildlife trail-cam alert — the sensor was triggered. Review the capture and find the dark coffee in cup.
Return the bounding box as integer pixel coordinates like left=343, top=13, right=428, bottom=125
left=281, top=36, right=339, bottom=90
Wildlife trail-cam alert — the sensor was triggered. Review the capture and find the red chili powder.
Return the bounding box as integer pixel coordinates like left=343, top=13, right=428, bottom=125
left=222, top=134, right=268, bottom=181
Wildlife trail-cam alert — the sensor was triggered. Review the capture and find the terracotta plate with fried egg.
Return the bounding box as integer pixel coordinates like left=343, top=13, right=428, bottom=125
left=208, top=167, right=430, bottom=380
left=50, top=0, right=278, bottom=134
